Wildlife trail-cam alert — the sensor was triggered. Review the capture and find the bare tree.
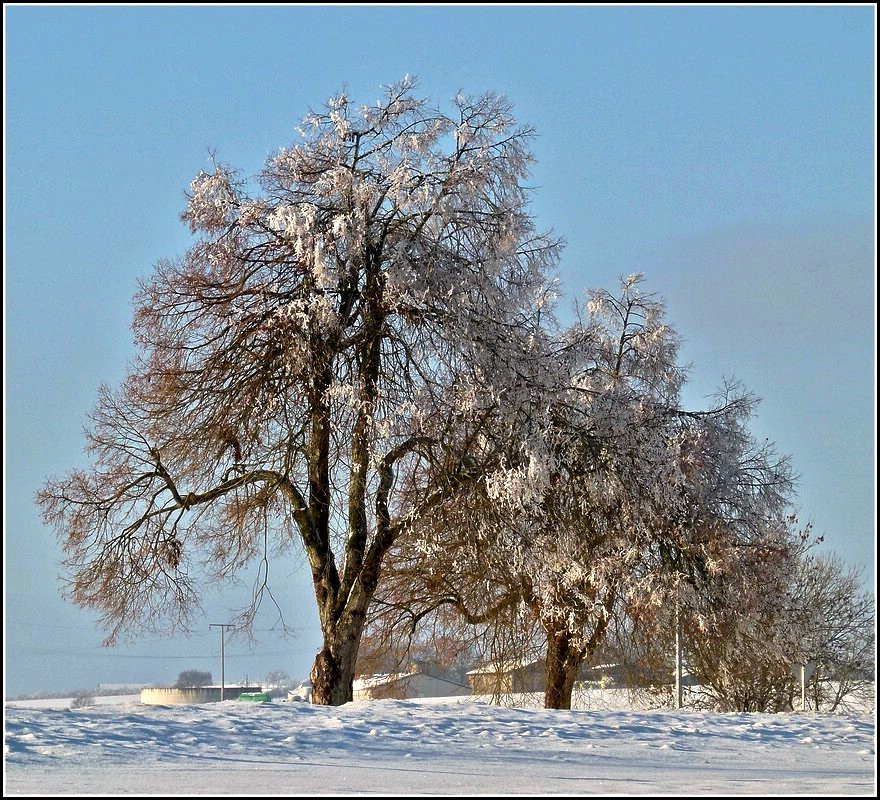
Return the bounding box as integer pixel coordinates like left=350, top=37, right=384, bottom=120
left=264, top=669, right=293, bottom=688
left=788, top=552, right=875, bottom=711
left=174, top=670, right=213, bottom=688
left=36, top=77, right=561, bottom=705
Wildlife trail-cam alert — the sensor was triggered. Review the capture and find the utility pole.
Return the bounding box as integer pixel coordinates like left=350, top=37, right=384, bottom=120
left=209, top=623, right=234, bottom=701
left=675, top=599, right=683, bottom=710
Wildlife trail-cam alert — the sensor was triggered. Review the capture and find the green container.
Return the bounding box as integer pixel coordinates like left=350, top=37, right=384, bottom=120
left=236, top=692, right=271, bottom=703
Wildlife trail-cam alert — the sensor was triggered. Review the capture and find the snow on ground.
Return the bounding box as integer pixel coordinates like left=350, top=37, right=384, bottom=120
left=3, top=692, right=876, bottom=795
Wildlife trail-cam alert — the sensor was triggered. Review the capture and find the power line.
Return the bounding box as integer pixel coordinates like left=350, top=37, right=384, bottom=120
left=5, top=646, right=299, bottom=660
left=6, top=619, right=303, bottom=637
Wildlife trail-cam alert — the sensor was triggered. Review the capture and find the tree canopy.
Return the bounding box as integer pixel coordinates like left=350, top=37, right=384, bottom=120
left=37, top=77, right=562, bottom=705
left=36, top=77, right=863, bottom=710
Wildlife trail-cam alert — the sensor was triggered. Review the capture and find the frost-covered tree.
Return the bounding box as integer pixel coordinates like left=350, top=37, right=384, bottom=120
left=492, top=275, right=697, bottom=709
left=525, top=281, right=801, bottom=710
left=641, top=396, right=809, bottom=713
left=372, top=275, right=801, bottom=710
left=36, top=77, right=562, bottom=705
left=626, top=520, right=810, bottom=713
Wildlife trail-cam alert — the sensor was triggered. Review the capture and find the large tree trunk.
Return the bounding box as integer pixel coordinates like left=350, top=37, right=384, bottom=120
left=310, top=631, right=362, bottom=706
left=307, top=516, right=390, bottom=705
left=544, top=625, right=585, bottom=710
left=309, top=585, right=374, bottom=705
left=543, top=592, right=615, bottom=709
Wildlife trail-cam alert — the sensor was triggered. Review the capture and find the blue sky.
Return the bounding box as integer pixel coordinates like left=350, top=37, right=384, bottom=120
left=4, top=5, right=875, bottom=697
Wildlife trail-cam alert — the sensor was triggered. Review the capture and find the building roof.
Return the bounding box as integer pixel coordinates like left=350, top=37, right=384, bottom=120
left=353, top=672, right=470, bottom=691
left=465, top=658, right=544, bottom=676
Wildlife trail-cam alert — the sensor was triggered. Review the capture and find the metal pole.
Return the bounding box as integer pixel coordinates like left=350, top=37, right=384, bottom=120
left=209, top=624, right=234, bottom=702
left=675, top=599, right=683, bottom=710
left=801, top=664, right=806, bottom=713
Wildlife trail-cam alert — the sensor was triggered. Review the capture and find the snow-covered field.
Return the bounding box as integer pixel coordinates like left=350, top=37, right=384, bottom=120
left=4, top=692, right=875, bottom=795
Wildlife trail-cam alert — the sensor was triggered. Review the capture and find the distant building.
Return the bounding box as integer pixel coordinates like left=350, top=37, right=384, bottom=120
left=97, top=683, right=153, bottom=692
left=353, top=669, right=471, bottom=701
left=577, top=662, right=689, bottom=688
left=287, top=682, right=312, bottom=703
left=466, top=658, right=546, bottom=695
left=577, top=663, right=628, bottom=686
